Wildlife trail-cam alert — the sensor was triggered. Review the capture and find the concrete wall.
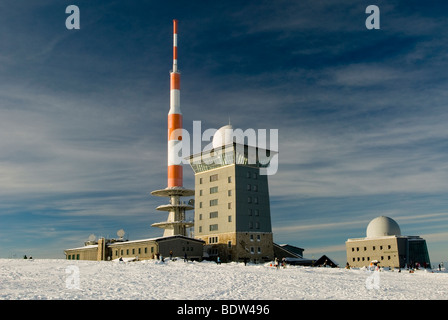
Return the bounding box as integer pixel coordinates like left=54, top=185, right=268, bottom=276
left=346, top=237, right=401, bottom=268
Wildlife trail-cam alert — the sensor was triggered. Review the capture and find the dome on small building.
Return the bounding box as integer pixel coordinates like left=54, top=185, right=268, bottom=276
left=366, top=216, right=401, bottom=238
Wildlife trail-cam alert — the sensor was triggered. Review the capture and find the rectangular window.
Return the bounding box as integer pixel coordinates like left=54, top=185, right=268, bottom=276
left=248, top=209, right=252, bottom=216
left=253, top=185, right=258, bottom=192
left=257, top=235, right=261, bottom=241
left=210, top=186, right=218, bottom=194
left=199, top=226, right=202, bottom=233
left=228, top=202, right=232, bottom=209
left=228, top=190, right=232, bottom=196
left=254, top=209, right=259, bottom=216
left=199, top=177, right=203, bottom=184
left=228, top=241, right=232, bottom=248
left=199, top=190, right=203, bottom=196
left=209, top=211, right=218, bottom=219
left=247, top=184, right=251, bottom=191
left=210, top=199, right=218, bottom=206
left=210, top=224, right=218, bottom=231
left=253, top=172, right=257, bottom=179
left=254, top=197, right=258, bottom=204
left=228, top=215, right=232, bottom=222
left=255, top=222, right=260, bottom=229
left=228, top=176, right=232, bottom=183
left=199, top=213, right=203, bottom=220
left=246, top=171, right=251, bottom=178
left=257, top=247, right=261, bottom=254
left=210, top=174, right=218, bottom=182
left=199, top=202, right=202, bottom=208
left=248, top=196, right=252, bottom=203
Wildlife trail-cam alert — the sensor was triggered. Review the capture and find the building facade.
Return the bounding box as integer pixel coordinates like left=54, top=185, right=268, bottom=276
left=187, top=125, right=277, bottom=263
left=65, top=235, right=204, bottom=261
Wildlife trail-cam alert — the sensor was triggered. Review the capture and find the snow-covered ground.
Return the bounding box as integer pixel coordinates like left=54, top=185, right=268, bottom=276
left=0, top=258, right=447, bottom=300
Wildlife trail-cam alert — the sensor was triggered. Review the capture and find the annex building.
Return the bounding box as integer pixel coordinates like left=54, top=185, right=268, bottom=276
left=346, top=216, right=431, bottom=269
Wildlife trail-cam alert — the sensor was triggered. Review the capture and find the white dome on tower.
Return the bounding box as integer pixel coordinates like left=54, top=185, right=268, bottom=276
left=212, top=124, right=247, bottom=148
left=366, top=216, right=401, bottom=238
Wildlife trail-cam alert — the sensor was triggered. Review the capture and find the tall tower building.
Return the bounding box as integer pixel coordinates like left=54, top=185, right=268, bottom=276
left=151, top=19, right=194, bottom=237
left=187, top=125, right=277, bottom=262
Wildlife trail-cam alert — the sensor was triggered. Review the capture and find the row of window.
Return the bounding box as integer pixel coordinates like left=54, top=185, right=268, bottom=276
left=199, top=172, right=258, bottom=185
left=351, top=245, right=393, bottom=252
left=199, top=208, right=261, bottom=220
left=352, top=255, right=393, bottom=262
left=198, top=220, right=262, bottom=233
left=199, top=196, right=259, bottom=208
left=199, top=184, right=259, bottom=196
left=114, top=247, right=154, bottom=257
left=67, top=254, right=80, bottom=260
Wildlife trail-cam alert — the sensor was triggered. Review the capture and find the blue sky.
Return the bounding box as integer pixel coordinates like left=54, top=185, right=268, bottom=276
left=1, top=0, right=448, bottom=265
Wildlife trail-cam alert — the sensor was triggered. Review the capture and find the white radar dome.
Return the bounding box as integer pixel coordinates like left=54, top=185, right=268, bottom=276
left=366, top=216, right=401, bottom=238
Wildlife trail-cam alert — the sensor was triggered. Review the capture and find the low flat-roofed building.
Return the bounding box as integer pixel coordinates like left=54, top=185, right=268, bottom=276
left=64, top=235, right=205, bottom=261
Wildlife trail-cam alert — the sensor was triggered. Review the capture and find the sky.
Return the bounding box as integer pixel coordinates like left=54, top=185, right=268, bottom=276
left=1, top=0, right=448, bottom=265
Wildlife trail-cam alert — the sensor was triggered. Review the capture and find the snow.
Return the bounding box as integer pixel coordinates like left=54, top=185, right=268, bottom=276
left=1, top=258, right=447, bottom=300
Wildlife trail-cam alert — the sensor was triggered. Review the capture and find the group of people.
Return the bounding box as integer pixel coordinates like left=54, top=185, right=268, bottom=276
left=273, top=257, right=286, bottom=269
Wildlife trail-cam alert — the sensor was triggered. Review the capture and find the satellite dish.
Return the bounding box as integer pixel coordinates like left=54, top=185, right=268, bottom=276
left=117, top=229, right=125, bottom=239
left=88, top=234, right=96, bottom=242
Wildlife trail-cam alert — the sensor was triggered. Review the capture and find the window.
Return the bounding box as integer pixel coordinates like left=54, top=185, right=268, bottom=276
left=255, top=222, right=260, bottom=229
left=210, top=199, right=218, bottom=206
left=250, top=234, right=254, bottom=241
left=199, top=226, right=202, bottom=233
left=248, top=196, right=252, bottom=203
left=199, top=202, right=202, bottom=208
left=199, top=213, right=202, bottom=220
left=145, top=248, right=147, bottom=254
left=250, top=247, right=254, bottom=254
left=257, top=235, right=261, bottom=241
left=246, top=171, right=251, bottom=178
left=253, top=172, right=257, bottom=179
left=228, top=176, right=232, bottom=183
left=210, top=186, right=218, bottom=194
left=199, top=190, right=203, bottom=196
left=210, top=224, right=218, bottom=231
left=253, top=185, right=258, bottom=192
left=228, top=190, right=232, bottom=196
left=228, top=202, right=232, bottom=209
left=228, top=241, right=232, bottom=248
left=254, top=209, right=259, bottom=216
left=257, top=247, right=261, bottom=254
left=247, top=184, right=251, bottom=191
left=248, top=209, right=252, bottom=216
left=209, top=236, right=218, bottom=243
left=199, top=178, right=203, bottom=184
left=210, top=174, right=218, bottom=182
left=249, top=222, right=253, bottom=229
left=373, top=246, right=376, bottom=250
left=210, top=211, right=218, bottom=218
left=254, top=197, right=258, bottom=204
